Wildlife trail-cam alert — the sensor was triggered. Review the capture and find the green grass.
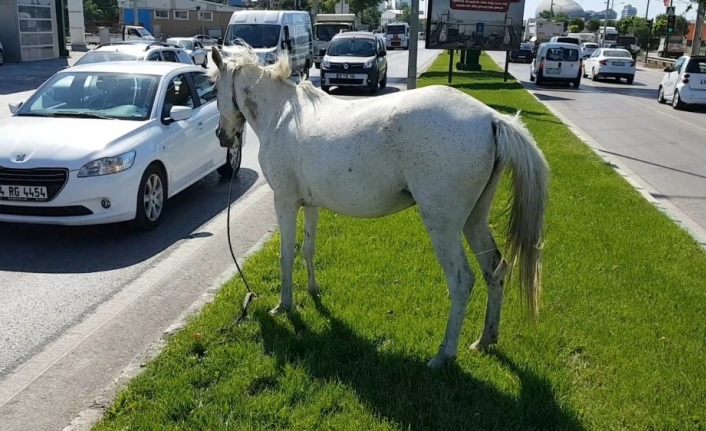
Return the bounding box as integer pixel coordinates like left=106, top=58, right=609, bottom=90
left=93, top=53, right=706, bottom=431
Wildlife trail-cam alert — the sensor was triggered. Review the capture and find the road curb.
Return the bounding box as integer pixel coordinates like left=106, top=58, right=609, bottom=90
left=486, top=55, right=706, bottom=250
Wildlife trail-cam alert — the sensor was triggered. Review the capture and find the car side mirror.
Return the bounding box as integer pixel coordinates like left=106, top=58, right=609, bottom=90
left=664, top=66, right=672, bottom=72
left=8, top=101, right=24, bottom=114
left=168, top=105, right=193, bottom=122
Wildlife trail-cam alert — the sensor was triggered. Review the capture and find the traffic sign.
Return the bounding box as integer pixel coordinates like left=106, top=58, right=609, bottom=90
left=666, top=6, right=675, bottom=16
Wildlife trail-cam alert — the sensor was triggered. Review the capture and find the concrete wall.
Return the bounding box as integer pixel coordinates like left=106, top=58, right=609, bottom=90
left=0, top=0, right=21, bottom=63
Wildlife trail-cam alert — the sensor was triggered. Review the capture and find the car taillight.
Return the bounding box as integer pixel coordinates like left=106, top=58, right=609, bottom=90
left=599, top=59, right=607, bottom=65
left=629, top=61, right=635, bottom=67
left=539, top=57, right=544, bottom=69
left=683, top=73, right=690, bottom=84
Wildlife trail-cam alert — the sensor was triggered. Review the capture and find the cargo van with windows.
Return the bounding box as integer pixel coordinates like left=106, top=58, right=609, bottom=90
left=220, top=10, right=314, bottom=78
left=530, top=42, right=583, bottom=88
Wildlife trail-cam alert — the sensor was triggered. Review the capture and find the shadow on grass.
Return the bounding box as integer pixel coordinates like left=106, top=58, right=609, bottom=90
left=254, top=301, right=585, bottom=431
left=420, top=70, right=524, bottom=91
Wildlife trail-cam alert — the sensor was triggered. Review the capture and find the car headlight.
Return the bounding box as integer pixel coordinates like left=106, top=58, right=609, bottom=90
left=77, top=150, right=136, bottom=178
left=322, top=60, right=330, bottom=68
left=363, top=60, right=373, bottom=68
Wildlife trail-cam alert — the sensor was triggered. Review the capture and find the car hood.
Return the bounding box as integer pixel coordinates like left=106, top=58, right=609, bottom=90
left=324, top=55, right=374, bottom=64
left=0, top=116, right=153, bottom=170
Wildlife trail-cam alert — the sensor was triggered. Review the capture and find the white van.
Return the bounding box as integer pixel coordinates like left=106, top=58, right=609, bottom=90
left=530, top=42, right=583, bottom=88
left=221, top=10, right=313, bottom=78
left=385, top=22, right=410, bottom=50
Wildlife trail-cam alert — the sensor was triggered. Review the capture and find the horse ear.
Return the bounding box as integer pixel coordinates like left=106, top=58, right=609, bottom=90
left=212, top=47, right=224, bottom=70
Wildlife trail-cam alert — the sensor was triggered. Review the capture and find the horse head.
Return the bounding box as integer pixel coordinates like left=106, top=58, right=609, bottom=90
left=209, top=46, right=250, bottom=149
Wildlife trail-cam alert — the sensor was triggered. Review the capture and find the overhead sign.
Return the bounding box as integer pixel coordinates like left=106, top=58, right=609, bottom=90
left=425, top=0, right=525, bottom=51
left=666, top=6, right=675, bottom=16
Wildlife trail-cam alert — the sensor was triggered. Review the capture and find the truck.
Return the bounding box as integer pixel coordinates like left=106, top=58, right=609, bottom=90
left=657, top=35, right=687, bottom=58
left=597, top=26, right=618, bottom=47
left=313, top=13, right=358, bottom=68
left=615, top=34, right=640, bottom=57
left=567, top=32, right=597, bottom=44
left=83, top=25, right=156, bottom=45
left=532, top=20, right=564, bottom=43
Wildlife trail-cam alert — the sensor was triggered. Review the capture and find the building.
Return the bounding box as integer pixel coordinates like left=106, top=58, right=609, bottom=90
left=118, top=0, right=243, bottom=38
left=0, top=0, right=64, bottom=62
left=534, top=0, right=586, bottom=19
left=620, top=4, right=637, bottom=19
left=381, top=9, right=426, bottom=28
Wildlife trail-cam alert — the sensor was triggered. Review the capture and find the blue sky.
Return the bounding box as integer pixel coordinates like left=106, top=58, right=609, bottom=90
left=521, top=0, right=700, bottom=20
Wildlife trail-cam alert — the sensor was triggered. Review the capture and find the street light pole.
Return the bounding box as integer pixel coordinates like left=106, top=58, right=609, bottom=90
left=406, top=0, right=420, bottom=90
left=601, top=0, right=610, bottom=46
left=692, top=0, right=705, bottom=56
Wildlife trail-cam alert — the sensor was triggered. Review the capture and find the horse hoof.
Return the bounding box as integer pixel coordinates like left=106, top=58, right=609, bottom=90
left=269, top=304, right=290, bottom=315
left=426, top=352, right=455, bottom=369
left=470, top=338, right=497, bottom=352
left=308, top=284, right=320, bottom=296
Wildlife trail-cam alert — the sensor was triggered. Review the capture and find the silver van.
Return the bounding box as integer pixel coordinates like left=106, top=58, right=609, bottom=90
left=220, top=10, right=314, bottom=78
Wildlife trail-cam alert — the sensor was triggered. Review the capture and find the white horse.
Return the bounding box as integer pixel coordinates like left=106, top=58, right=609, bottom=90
left=209, top=45, right=549, bottom=368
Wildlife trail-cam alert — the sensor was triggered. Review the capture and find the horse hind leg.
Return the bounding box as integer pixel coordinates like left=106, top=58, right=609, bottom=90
left=418, top=207, right=477, bottom=369
left=302, top=206, right=320, bottom=296
left=270, top=196, right=301, bottom=315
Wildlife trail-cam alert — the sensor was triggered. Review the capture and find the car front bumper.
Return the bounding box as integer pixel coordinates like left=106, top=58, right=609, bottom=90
left=0, top=165, right=142, bottom=226
left=321, top=66, right=377, bottom=88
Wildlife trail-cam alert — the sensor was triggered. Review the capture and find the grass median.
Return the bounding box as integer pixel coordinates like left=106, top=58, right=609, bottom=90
left=93, top=52, right=706, bottom=431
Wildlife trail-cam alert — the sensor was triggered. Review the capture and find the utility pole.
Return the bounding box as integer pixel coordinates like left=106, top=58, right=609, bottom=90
left=643, top=0, right=651, bottom=61
left=692, top=0, right=705, bottom=55
left=601, top=0, right=610, bottom=46
left=407, top=0, right=420, bottom=89
left=133, top=0, right=139, bottom=25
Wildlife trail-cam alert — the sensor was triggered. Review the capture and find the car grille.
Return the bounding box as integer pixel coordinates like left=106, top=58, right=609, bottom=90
left=328, top=62, right=365, bottom=70
left=0, top=204, right=92, bottom=217
left=329, top=78, right=366, bottom=85
left=0, top=167, right=69, bottom=201
left=318, top=49, right=327, bottom=56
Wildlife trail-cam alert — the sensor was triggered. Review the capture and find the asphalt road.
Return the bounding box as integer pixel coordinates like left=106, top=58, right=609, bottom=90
left=486, top=51, right=706, bottom=240
left=0, top=44, right=441, bottom=430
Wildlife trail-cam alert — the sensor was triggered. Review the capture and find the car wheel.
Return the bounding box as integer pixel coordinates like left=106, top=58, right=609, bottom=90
left=591, top=68, right=598, bottom=81
left=0, top=50, right=4, bottom=66
left=657, top=86, right=666, bottom=104
left=202, top=56, right=208, bottom=69
left=217, top=144, right=242, bottom=177
left=535, top=71, right=543, bottom=86
left=380, top=70, right=387, bottom=88
left=529, top=69, right=535, bottom=82
left=314, top=62, right=320, bottom=69
left=369, top=75, right=379, bottom=94
left=572, top=78, right=581, bottom=88
left=626, top=76, right=634, bottom=85
left=672, top=90, right=686, bottom=110
left=132, top=164, right=167, bottom=231
left=303, top=60, right=310, bottom=80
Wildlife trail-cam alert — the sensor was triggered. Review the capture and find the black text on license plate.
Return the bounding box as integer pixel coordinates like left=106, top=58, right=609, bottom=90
left=614, top=62, right=625, bottom=66
left=337, top=74, right=355, bottom=79
left=0, top=185, right=48, bottom=201
left=546, top=68, right=561, bottom=74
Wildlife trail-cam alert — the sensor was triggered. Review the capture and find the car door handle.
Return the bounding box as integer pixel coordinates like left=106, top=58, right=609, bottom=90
left=197, top=121, right=204, bottom=130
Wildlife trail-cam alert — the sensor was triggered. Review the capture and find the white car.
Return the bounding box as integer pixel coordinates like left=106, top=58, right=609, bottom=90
left=580, top=42, right=600, bottom=59
left=194, top=34, right=217, bottom=47
left=74, top=41, right=194, bottom=66
left=167, top=37, right=209, bottom=68
left=658, top=55, right=706, bottom=110
left=0, top=61, right=243, bottom=229
left=583, top=47, right=636, bottom=84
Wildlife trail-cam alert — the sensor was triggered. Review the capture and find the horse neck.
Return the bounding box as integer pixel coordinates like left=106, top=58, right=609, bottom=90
left=236, top=68, right=298, bottom=140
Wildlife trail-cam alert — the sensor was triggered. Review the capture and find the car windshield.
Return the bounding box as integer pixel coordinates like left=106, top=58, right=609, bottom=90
left=224, top=24, right=281, bottom=49
left=74, top=51, right=142, bottom=65
left=556, top=37, right=580, bottom=45
left=584, top=43, right=599, bottom=49
left=15, top=71, right=160, bottom=121
left=327, top=37, right=376, bottom=57
left=168, top=38, right=194, bottom=50
left=387, top=25, right=406, bottom=34
left=520, top=43, right=533, bottom=50
left=315, top=24, right=351, bottom=41
left=603, top=49, right=631, bottom=58
left=546, top=47, right=579, bottom=61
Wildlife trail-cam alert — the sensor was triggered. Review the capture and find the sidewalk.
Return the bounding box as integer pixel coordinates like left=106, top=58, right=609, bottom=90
left=0, top=51, right=85, bottom=97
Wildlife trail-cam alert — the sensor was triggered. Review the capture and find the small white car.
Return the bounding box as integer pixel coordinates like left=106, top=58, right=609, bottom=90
left=0, top=61, right=243, bottom=229
left=167, top=37, right=209, bottom=68
left=580, top=42, right=600, bottom=59
left=529, top=42, right=583, bottom=88
left=658, top=55, right=706, bottom=110
left=583, top=47, right=636, bottom=84
left=74, top=41, right=194, bottom=66
left=193, top=34, right=218, bottom=47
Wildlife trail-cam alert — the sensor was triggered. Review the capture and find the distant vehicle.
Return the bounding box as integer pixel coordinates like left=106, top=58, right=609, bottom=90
left=73, top=42, right=194, bottom=66
left=583, top=47, right=636, bottom=84
left=0, top=61, right=242, bottom=228
left=657, top=35, right=687, bottom=59
left=580, top=42, right=600, bottom=59
left=509, top=42, right=534, bottom=63
left=166, top=37, right=209, bottom=68
left=0, top=39, right=4, bottom=66
left=320, top=31, right=388, bottom=94
left=533, top=20, right=564, bottom=43
left=616, top=34, right=640, bottom=56
left=221, top=10, right=313, bottom=78
left=567, top=32, right=597, bottom=44
left=84, top=25, right=156, bottom=45
left=193, top=34, right=218, bottom=46
left=597, top=26, right=619, bottom=47
left=385, top=22, right=410, bottom=50
left=530, top=42, right=582, bottom=88
left=549, top=36, right=581, bottom=46
left=313, top=13, right=358, bottom=68
left=658, top=55, right=706, bottom=110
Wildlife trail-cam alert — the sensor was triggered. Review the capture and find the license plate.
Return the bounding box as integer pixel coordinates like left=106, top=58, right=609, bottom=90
left=613, top=62, right=625, bottom=66
left=546, top=68, right=561, bottom=74
left=701, top=79, right=706, bottom=84
left=337, top=74, right=355, bottom=79
left=0, top=185, right=48, bottom=201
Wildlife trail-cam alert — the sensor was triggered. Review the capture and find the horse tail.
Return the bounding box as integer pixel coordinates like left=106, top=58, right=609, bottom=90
left=492, top=110, right=549, bottom=319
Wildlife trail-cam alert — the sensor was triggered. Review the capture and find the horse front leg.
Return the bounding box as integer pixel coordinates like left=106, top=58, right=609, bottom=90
left=302, top=206, right=320, bottom=296
left=270, top=196, right=301, bottom=315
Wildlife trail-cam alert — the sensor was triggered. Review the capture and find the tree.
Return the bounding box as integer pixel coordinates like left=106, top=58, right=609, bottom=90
left=279, top=0, right=310, bottom=10
left=586, top=18, right=602, bottom=32
left=569, top=24, right=580, bottom=33
left=360, top=6, right=381, bottom=29
left=400, top=3, right=411, bottom=23
left=652, top=13, right=689, bottom=37
left=82, top=0, right=118, bottom=22
left=348, top=0, right=381, bottom=14
left=570, top=17, right=585, bottom=32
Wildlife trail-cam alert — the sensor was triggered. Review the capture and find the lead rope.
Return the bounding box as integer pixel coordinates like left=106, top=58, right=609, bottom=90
left=225, top=133, right=258, bottom=325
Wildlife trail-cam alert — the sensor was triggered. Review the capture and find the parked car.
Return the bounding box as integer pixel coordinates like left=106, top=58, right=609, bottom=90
left=580, top=42, right=600, bottom=59
left=0, top=39, right=4, bottom=66
left=583, top=47, right=635, bottom=84
left=0, top=61, right=242, bottom=229
left=658, top=55, right=706, bottom=110
left=167, top=37, right=209, bottom=68
left=509, top=42, right=534, bottom=63
left=193, top=34, right=218, bottom=46
left=320, top=31, right=388, bottom=94
left=530, top=42, right=582, bottom=88
left=73, top=42, right=194, bottom=66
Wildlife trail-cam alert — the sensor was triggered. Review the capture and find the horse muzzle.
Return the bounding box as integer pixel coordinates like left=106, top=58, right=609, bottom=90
left=216, top=126, right=235, bottom=148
